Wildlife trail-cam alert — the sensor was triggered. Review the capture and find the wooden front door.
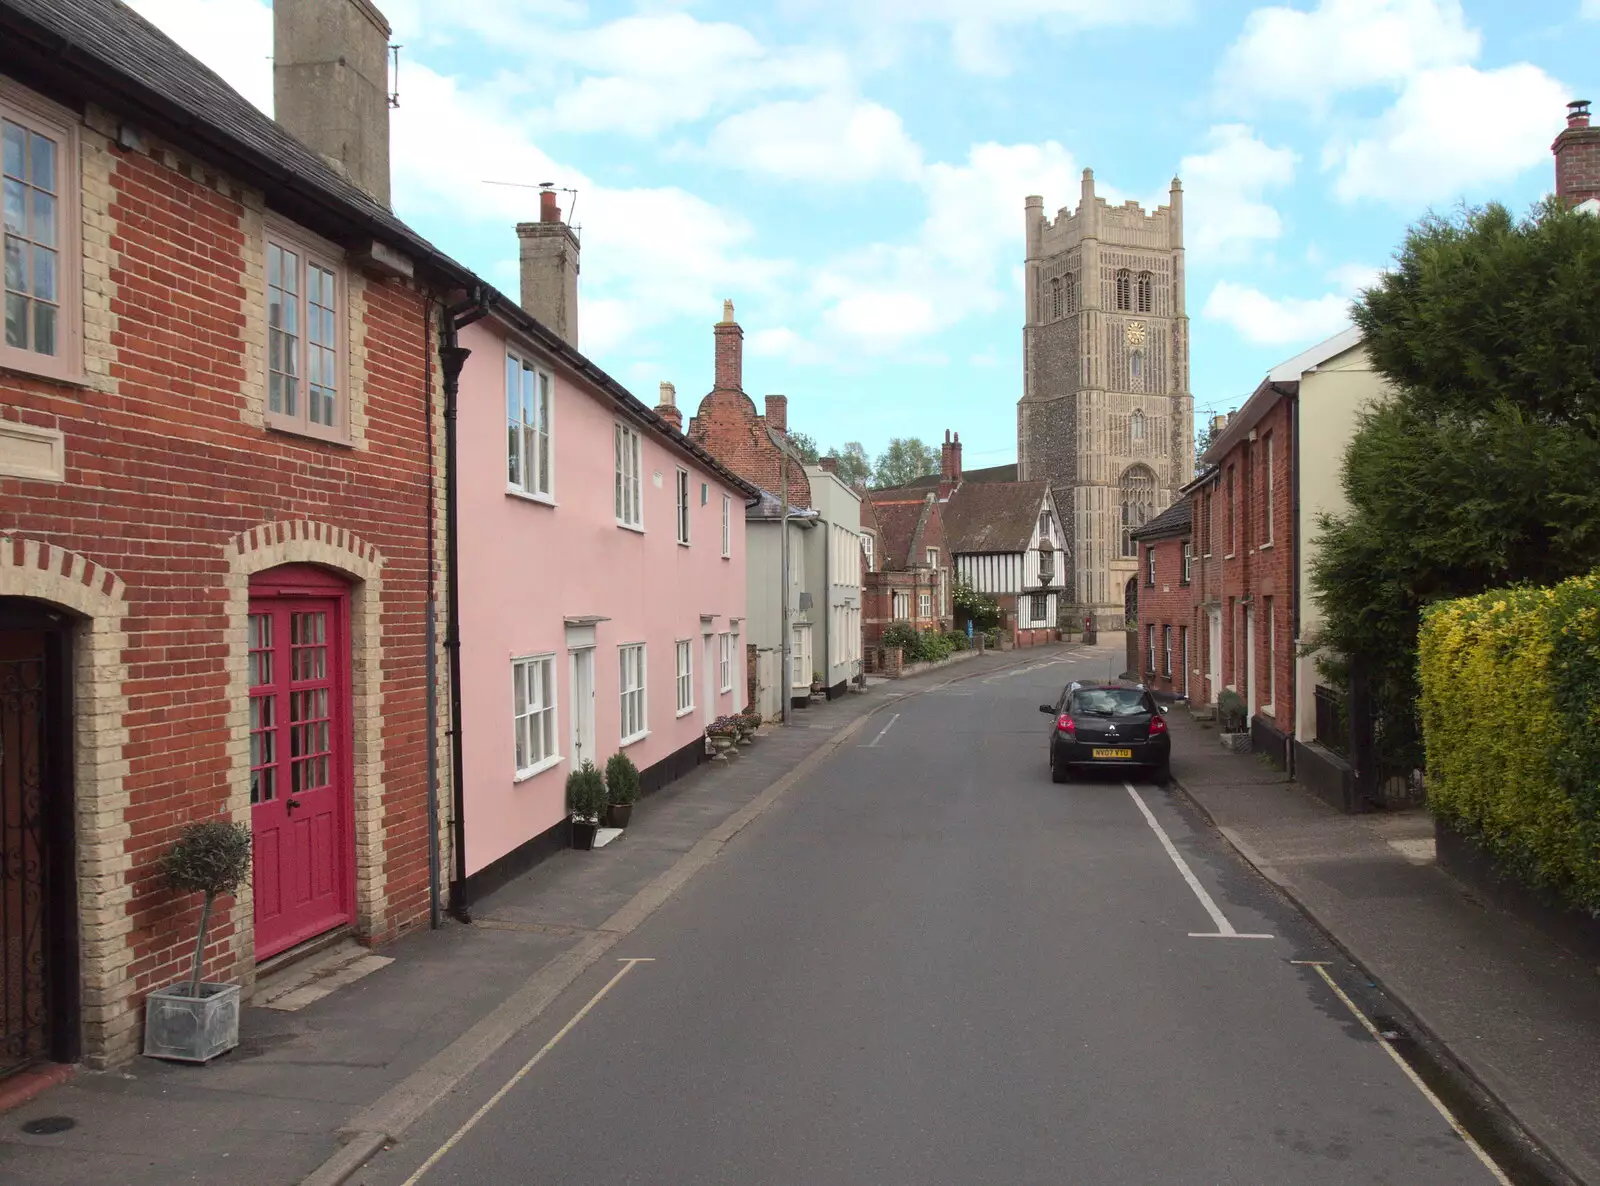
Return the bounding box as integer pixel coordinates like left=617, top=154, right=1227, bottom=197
left=0, top=601, right=76, bottom=1076
left=249, top=567, right=353, bottom=960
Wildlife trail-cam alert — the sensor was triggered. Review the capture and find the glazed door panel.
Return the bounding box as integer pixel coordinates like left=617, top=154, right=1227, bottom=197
left=249, top=594, right=352, bottom=959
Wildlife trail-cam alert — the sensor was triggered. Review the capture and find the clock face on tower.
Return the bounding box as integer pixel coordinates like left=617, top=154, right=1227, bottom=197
left=1125, top=320, right=1147, bottom=347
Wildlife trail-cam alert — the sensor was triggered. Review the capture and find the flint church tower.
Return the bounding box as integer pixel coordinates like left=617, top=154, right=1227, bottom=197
left=1018, top=168, right=1194, bottom=629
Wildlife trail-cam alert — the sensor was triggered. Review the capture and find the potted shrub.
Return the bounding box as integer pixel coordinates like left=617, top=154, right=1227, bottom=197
left=144, top=819, right=252, bottom=1063
left=604, top=751, right=640, bottom=829
left=738, top=707, right=763, bottom=742
left=566, top=761, right=607, bottom=849
left=706, top=716, right=739, bottom=758
left=1216, top=689, right=1251, bottom=753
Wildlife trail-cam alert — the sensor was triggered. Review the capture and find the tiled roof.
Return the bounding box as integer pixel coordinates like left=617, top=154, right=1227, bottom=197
left=1130, top=498, right=1191, bottom=541
left=942, top=481, right=1048, bottom=554
left=960, top=462, right=1019, bottom=484
left=868, top=498, right=928, bottom=569
left=0, top=0, right=762, bottom=501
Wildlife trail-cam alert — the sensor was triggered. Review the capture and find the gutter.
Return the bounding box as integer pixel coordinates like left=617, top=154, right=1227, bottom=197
left=439, top=289, right=489, bottom=923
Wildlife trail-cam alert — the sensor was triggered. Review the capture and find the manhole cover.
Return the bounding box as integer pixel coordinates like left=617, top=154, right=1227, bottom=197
left=22, top=1116, right=75, bottom=1135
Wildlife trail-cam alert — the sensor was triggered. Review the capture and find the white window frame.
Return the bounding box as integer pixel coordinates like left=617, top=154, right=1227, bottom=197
left=1031, top=592, right=1049, bottom=625
left=1262, top=432, right=1275, bottom=547
left=1265, top=597, right=1276, bottom=711
left=506, top=351, right=554, bottom=502
left=265, top=220, right=348, bottom=443
left=1148, top=624, right=1157, bottom=671
left=676, top=468, right=691, bottom=545
left=718, top=632, right=733, bottom=693
left=1182, top=541, right=1193, bottom=584
left=619, top=643, right=648, bottom=744
left=675, top=639, right=694, bottom=716
left=926, top=547, right=939, bottom=568
left=862, top=534, right=875, bottom=571
left=892, top=590, right=909, bottom=620
left=1, top=85, right=82, bottom=383
left=721, top=495, right=732, bottom=558
left=512, top=654, right=559, bottom=780
left=615, top=423, right=643, bottom=530
left=1163, top=625, right=1173, bottom=676
left=918, top=591, right=932, bottom=619
left=1146, top=545, right=1156, bottom=585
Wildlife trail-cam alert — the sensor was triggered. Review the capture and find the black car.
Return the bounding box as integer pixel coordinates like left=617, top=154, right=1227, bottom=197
left=1040, top=680, right=1171, bottom=784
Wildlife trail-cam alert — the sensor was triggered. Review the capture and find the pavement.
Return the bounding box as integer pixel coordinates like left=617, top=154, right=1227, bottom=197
left=1, top=639, right=1593, bottom=1185
left=1165, top=700, right=1600, bottom=1186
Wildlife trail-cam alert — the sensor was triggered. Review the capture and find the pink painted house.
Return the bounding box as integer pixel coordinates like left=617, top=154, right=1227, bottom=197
left=448, top=193, right=757, bottom=900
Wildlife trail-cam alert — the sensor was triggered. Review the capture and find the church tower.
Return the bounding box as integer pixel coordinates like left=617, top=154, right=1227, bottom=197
left=1018, top=168, right=1193, bottom=629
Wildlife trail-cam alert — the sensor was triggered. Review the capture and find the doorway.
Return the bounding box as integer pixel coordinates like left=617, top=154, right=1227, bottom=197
left=248, top=566, right=354, bottom=961
left=701, top=633, right=716, bottom=729
left=1207, top=609, right=1221, bottom=702
left=1245, top=604, right=1257, bottom=722
left=0, top=600, right=77, bottom=1075
left=569, top=647, right=596, bottom=771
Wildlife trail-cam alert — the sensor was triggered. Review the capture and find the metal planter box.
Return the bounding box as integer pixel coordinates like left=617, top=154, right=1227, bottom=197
left=143, top=982, right=241, bottom=1063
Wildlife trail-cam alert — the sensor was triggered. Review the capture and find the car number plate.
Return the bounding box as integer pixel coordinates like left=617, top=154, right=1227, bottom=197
left=1092, top=748, right=1133, bottom=759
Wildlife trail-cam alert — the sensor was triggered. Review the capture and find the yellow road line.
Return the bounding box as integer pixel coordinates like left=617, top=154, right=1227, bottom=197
left=400, top=958, right=655, bottom=1185
left=1305, top=962, right=1511, bottom=1185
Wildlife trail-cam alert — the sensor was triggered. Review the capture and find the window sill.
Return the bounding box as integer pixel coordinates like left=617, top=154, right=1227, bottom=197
left=513, top=755, right=563, bottom=783
left=616, top=521, right=645, bottom=535
left=721, top=554, right=732, bottom=561
left=266, top=419, right=353, bottom=449
left=0, top=358, right=90, bottom=390
left=675, top=706, right=695, bottom=719
left=1259, top=704, right=1275, bottom=718
left=677, top=539, right=691, bottom=548
left=1223, top=553, right=1237, bottom=561
left=620, top=730, right=650, bottom=748
left=507, top=487, right=557, bottom=507
left=720, top=685, right=734, bottom=696
left=1258, top=542, right=1275, bottom=551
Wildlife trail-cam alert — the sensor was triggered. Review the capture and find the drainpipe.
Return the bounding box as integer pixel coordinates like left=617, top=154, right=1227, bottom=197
left=1287, top=385, right=1301, bottom=780
left=767, top=428, right=803, bottom=725
left=423, top=298, right=441, bottom=929
left=440, top=289, right=488, bottom=922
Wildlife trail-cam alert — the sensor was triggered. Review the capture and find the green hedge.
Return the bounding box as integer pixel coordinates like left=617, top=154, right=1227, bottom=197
left=879, top=622, right=957, bottom=664
left=1418, top=571, right=1600, bottom=916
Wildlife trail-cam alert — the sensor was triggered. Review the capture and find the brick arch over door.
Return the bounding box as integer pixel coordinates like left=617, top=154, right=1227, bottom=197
left=224, top=522, right=387, bottom=981
left=0, top=537, right=132, bottom=1066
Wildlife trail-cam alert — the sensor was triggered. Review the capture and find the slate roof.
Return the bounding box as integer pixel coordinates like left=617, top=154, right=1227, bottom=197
left=0, top=0, right=762, bottom=501
left=942, top=481, right=1048, bottom=554
left=747, top=490, right=819, bottom=522
left=1129, top=498, right=1192, bottom=541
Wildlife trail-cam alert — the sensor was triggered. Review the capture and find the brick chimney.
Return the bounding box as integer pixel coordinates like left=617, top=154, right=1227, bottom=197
left=819, top=456, right=838, bottom=474
left=714, top=299, right=743, bottom=392
left=274, top=0, right=393, bottom=205
left=516, top=187, right=581, bottom=348
left=764, top=394, right=787, bottom=434
left=1554, top=100, right=1600, bottom=208
left=938, top=429, right=963, bottom=499
left=656, top=381, right=682, bottom=433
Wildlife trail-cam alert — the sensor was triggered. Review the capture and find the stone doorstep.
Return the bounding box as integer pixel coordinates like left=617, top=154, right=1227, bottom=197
left=252, top=939, right=394, bottom=1013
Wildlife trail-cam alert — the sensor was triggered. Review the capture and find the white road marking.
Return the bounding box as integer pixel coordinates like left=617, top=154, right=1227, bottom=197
left=864, top=714, right=900, bottom=747
left=1123, top=783, right=1273, bottom=940
left=400, top=959, right=654, bottom=1185
left=982, top=656, right=1075, bottom=684
left=1300, top=962, right=1513, bottom=1185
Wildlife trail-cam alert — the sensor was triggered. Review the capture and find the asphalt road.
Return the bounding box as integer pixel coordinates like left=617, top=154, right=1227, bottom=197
left=358, top=649, right=1505, bottom=1186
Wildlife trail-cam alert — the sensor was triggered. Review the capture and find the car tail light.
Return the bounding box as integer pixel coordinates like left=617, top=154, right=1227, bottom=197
left=1056, top=714, right=1075, bottom=734
left=1150, top=714, right=1168, bottom=736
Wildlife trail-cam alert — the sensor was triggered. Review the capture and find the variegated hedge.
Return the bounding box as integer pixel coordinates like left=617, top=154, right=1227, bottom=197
left=1419, top=572, right=1600, bottom=916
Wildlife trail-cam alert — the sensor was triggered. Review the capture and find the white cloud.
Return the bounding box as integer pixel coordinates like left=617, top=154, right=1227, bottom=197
left=1583, top=0, right=1600, bottom=17
left=1202, top=281, right=1353, bottom=346
left=1218, top=0, right=1480, bottom=112
left=1326, top=263, right=1384, bottom=295
left=748, top=326, right=832, bottom=364
left=1329, top=63, right=1569, bottom=203
left=1177, top=124, right=1297, bottom=260
left=126, top=0, right=273, bottom=113
left=705, top=96, right=923, bottom=182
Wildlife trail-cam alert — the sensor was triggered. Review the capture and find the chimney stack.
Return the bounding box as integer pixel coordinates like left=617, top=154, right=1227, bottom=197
left=516, top=188, right=582, bottom=348
left=273, top=0, right=393, bottom=205
left=1554, top=100, right=1600, bottom=209
left=819, top=457, right=838, bottom=475
left=764, top=394, right=787, bottom=434
left=656, top=381, right=682, bottom=433
left=1211, top=414, right=1227, bottom=435
left=714, top=300, right=743, bottom=392
left=938, top=429, right=963, bottom=498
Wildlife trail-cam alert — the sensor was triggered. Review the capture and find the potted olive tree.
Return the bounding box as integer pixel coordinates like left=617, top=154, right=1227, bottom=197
left=1217, top=689, right=1251, bottom=753
left=604, top=751, right=640, bottom=829
left=144, top=819, right=252, bottom=1063
left=567, top=761, right=607, bottom=850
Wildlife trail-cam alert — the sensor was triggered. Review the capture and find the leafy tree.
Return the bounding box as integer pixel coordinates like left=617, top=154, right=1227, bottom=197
left=873, top=437, right=939, bottom=488
left=1310, top=199, right=1600, bottom=757
left=787, top=432, right=821, bottom=464
left=1195, top=419, right=1216, bottom=466
left=825, top=441, right=872, bottom=486
left=953, top=578, right=1002, bottom=631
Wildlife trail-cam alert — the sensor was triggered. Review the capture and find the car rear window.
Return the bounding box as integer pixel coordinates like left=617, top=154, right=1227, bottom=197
left=1070, top=688, right=1152, bottom=717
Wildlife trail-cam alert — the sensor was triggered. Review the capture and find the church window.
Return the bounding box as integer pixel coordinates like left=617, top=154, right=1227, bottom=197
left=1050, top=277, right=1062, bottom=319
left=1064, top=273, right=1077, bottom=314
left=1115, top=269, right=1132, bottom=311
left=1119, top=465, right=1157, bottom=558
left=1131, top=409, right=1146, bottom=442
left=1136, top=271, right=1153, bottom=313
left=1129, top=351, right=1144, bottom=392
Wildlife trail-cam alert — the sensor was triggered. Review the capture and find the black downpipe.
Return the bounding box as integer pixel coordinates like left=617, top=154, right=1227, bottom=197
left=439, top=291, right=487, bottom=922
left=1288, top=388, right=1301, bottom=781
left=424, top=302, right=442, bottom=929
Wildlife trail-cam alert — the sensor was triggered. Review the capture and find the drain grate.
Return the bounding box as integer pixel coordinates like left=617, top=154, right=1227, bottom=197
left=21, top=1116, right=75, bottom=1135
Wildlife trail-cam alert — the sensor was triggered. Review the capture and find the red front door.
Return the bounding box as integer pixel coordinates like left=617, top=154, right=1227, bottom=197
left=249, top=567, right=353, bottom=960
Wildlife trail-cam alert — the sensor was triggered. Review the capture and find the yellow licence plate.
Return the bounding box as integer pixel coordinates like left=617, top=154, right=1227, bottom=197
left=1092, top=748, right=1133, bottom=759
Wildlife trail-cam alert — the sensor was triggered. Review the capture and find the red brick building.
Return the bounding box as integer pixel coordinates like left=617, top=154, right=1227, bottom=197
left=1129, top=500, right=1192, bottom=697
left=0, top=0, right=477, bottom=1069
left=1554, top=99, right=1600, bottom=209
left=861, top=489, right=951, bottom=654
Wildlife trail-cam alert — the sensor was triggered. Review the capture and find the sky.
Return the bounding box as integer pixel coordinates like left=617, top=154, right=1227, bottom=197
left=128, top=0, right=1600, bottom=472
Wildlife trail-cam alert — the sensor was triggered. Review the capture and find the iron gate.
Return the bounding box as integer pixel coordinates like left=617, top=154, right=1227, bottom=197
left=1, top=606, right=74, bottom=1077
